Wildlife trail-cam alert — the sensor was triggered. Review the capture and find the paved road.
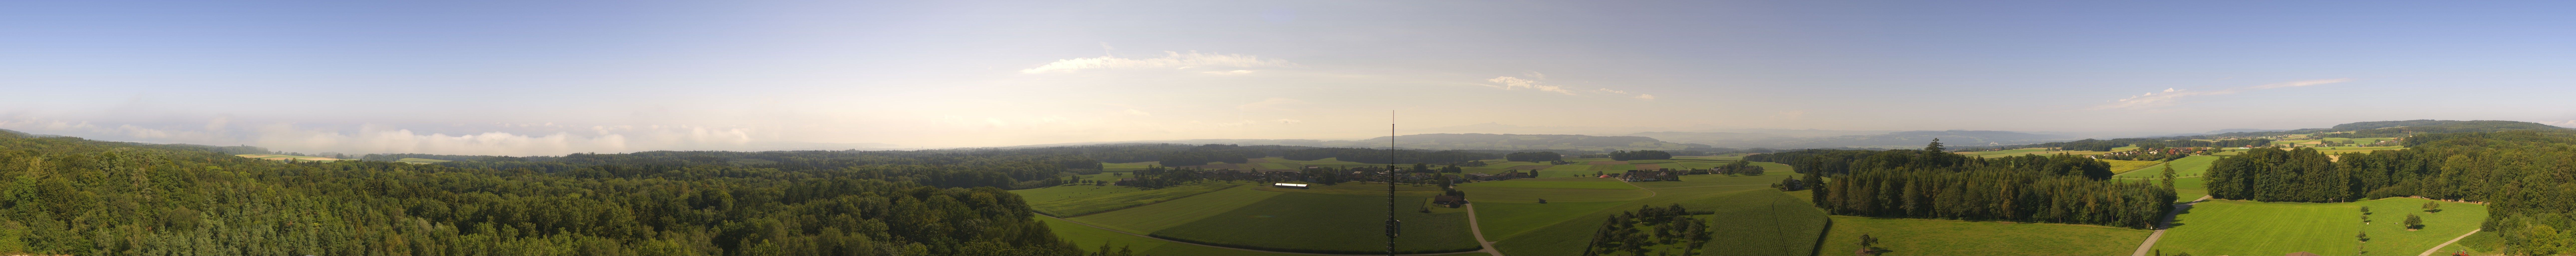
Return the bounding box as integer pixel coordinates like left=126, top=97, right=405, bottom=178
left=1042, top=214, right=1470, bottom=256
left=2417, top=228, right=2482, bottom=256
left=2132, top=195, right=2214, bottom=256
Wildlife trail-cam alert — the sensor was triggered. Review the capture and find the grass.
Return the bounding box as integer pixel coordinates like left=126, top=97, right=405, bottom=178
left=1694, top=190, right=1830, bottom=256
left=1459, top=178, right=1640, bottom=190
left=2103, top=159, right=2164, bottom=175
left=1146, top=192, right=1482, bottom=254
left=2113, top=156, right=2221, bottom=179
left=1070, top=184, right=1284, bottom=233
left=1818, top=216, right=2151, bottom=256
left=1491, top=174, right=1798, bottom=256
left=1037, top=216, right=1321, bottom=256
left=2151, top=197, right=2487, bottom=256
left=1624, top=159, right=1678, bottom=164
left=1013, top=182, right=1240, bottom=216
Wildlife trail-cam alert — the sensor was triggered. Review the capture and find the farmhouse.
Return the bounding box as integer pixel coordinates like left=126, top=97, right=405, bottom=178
left=1272, top=183, right=1310, bottom=189
left=1432, top=195, right=1466, bottom=208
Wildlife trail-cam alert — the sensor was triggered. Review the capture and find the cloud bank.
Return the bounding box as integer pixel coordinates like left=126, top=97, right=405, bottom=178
left=1479, top=74, right=1654, bottom=100
left=0, top=116, right=784, bottom=156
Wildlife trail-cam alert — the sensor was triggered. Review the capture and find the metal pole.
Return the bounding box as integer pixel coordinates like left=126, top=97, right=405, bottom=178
left=1386, top=111, right=1399, bottom=256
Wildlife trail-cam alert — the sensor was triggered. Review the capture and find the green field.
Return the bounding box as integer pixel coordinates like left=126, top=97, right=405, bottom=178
left=1818, top=216, right=2151, bottom=256
left=2152, top=198, right=2487, bottom=256
left=1039, top=216, right=1321, bottom=256
left=1145, top=192, right=1482, bottom=254
left=1693, top=190, right=1830, bottom=256
left=1069, top=184, right=1285, bottom=233
left=1016, top=182, right=1240, bottom=216
left=2103, top=159, right=2163, bottom=174
left=1456, top=178, right=1657, bottom=240
left=1489, top=174, right=1805, bottom=255
left=1461, top=177, right=1640, bottom=190
left=2114, top=155, right=2222, bottom=179
left=234, top=154, right=345, bottom=162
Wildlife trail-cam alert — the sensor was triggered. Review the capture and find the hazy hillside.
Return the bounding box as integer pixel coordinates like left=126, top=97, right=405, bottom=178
left=1635, top=130, right=2073, bottom=149
left=2206, top=120, right=2571, bottom=138
left=1009, top=133, right=1701, bottom=151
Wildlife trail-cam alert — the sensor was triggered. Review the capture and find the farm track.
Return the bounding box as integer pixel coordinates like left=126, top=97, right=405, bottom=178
left=2132, top=195, right=2213, bottom=256
left=2417, top=229, right=2480, bottom=256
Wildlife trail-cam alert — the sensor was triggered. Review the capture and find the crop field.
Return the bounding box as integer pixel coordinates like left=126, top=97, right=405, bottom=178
left=1817, top=216, right=2150, bottom=256
left=2114, top=156, right=2222, bottom=178
left=1587, top=164, right=1636, bottom=171
left=2103, top=159, right=2163, bottom=174
left=2151, top=198, right=2486, bottom=256
left=1146, top=192, right=1482, bottom=254
left=1457, top=178, right=1655, bottom=240
left=1460, top=178, right=1639, bottom=190
left=1956, top=148, right=2121, bottom=157
left=1016, top=182, right=1241, bottom=216
left=1624, top=159, right=1677, bottom=164
left=1069, top=184, right=1284, bottom=233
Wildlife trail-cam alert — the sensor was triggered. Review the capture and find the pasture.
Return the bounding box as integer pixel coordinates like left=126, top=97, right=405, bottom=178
left=1693, top=190, right=1830, bottom=256
left=393, top=158, right=452, bottom=164
left=1038, top=216, right=1319, bottom=256
left=1490, top=174, right=1802, bottom=255
left=2151, top=198, right=2487, bottom=256
left=1817, top=216, right=2150, bottom=256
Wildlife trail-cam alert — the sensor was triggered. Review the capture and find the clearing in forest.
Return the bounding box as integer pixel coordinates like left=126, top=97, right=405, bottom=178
left=2151, top=198, right=2486, bottom=256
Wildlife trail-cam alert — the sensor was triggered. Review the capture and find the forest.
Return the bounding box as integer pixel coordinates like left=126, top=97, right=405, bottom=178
left=1771, top=141, right=2170, bottom=228
left=0, top=131, right=1096, bottom=256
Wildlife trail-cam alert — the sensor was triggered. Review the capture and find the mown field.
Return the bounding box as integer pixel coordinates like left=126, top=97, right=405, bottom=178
left=1067, top=184, right=1284, bottom=233
left=2151, top=198, right=2487, bottom=256
left=1694, top=190, right=1830, bottom=256
left=1817, top=216, right=2151, bottom=256
left=1456, top=178, right=1653, bottom=240
left=2103, top=159, right=2163, bottom=175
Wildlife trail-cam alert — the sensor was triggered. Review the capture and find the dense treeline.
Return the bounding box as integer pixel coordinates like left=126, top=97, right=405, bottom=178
left=1280, top=148, right=1497, bottom=164
left=1504, top=152, right=1563, bottom=162
left=1785, top=140, right=2169, bottom=228
left=1605, top=150, right=1672, bottom=161
left=1581, top=204, right=1714, bottom=256
left=0, top=132, right=1083, bottom=256
left=2204, top=148, right=2351, bottom=202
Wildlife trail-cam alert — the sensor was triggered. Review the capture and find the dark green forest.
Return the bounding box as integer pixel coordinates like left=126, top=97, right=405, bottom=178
left=0, top=131, right=1121, bottom=256
left=1770, top=144, right=2169, bottom=228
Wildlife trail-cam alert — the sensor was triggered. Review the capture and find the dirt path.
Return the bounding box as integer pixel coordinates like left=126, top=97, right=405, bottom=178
left=2417, top=228, right=2481, bottom=256
left=2132, top=195, right=2213, bottom=256
left=1462, top=203, right=1503, bottom=256
left=1043, top=214, right=1470, bottom=256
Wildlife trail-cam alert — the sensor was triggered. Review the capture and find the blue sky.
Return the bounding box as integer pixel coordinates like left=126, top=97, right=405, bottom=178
left=5, top=0, right=2574, bottom=154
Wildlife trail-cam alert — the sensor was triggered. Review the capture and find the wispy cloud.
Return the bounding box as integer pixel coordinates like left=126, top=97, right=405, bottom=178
left=2090, top=78, right=2354, bottom=110
left=1021, top=51, right=1296, bottom=74
left=1480, top=74, right=1654, bottom=100
left=1201, top=70, right=1254, bottom=75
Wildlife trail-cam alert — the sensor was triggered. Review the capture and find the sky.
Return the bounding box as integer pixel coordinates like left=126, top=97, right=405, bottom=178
left=5, top=1, right=2576, bottom=156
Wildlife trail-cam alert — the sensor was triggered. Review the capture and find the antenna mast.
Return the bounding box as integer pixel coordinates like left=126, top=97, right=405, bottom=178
left=1385, top=110, right=1399, bottom=256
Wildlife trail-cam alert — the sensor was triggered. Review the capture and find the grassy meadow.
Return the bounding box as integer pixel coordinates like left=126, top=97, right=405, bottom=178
left=2114, top=155, right=2221, bottom=179
left=1145, top=192, right=1482, bottom=254
left=1016, top=182, right=1240, bottom=216
left=2103, top=159, right=2163, bottom=175
left=1817, top=216, right=2151, bottom=256
left=1067, top=184, right=1285, bottom=233
left=2151, top=198, right=2486, bottom=256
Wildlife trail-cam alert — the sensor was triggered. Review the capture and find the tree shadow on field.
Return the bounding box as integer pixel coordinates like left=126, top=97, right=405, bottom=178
left=2162, top=201, right=2201, bottom=230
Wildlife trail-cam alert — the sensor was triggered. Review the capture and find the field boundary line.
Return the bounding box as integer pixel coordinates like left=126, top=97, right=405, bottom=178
left=1054, top=183, right=1246, bottom=218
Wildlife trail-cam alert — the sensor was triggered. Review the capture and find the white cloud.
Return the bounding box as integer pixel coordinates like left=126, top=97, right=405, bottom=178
left=0, top=116, right=771, bottom=156
left=2091, top=78, right=2354, bottom=110
left=1201, top=70, right=1254, bottom=75
left=1633, top=94, right=1657, bottom=100
left=1485, top=76, right=1577, bottom=95
left=1021, top=51, right=1296, bottom=74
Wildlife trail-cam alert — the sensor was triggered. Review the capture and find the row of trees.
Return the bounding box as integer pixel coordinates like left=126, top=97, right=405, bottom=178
left=1605, top=150, right=1672, bottom=161
left=1505, top=151, right=1563, bottom=162
left=1788, top=140, right=2173, bottom=228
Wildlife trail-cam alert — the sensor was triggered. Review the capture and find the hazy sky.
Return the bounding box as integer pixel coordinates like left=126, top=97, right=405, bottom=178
left=6, top=1, right=2576, bottom=155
